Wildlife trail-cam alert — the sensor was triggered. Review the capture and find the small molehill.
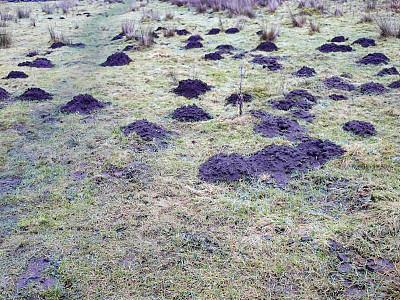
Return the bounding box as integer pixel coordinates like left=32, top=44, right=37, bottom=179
left=112, top=32, right=125, bottom=40
left=204, top=52, right=223, bottom=60
left=317, top=43, right=353, bottom=52
left=199, top=153, right=249, bottom=182
left=3, top=71, right=28, bottom=79
left=19, top=88, right=52, bottom=100
left=272, top=99, right=312, bottom=111
left=123, top=119, right=173, bottom=141
left=27, top=51, right=38, bottom=57
left=251, top=55, right=282, bottom=70
left=207, top=28, right=220, bottom=35
left=18, top=58, right=54, bottom=68
left=186, top=35, right=203, bottom=42
left=388, top=80, right=400, bottom=88
left=329, top=94, right=348, bottom=100
left=352, top=38, right=375, bottom=47
left=358, top=53, right=389, bottom=65
left=286, top=89, right=316, bottom=102
left=330, top=36, right=347, bottom=42
left=176, top=29, right=191, bottom=35
left=215, top=44, right=234, bottom=52
left=294, top=66, right=316, bottom=77
left=324, top=76, right=355, bottom=91
left=255, top=42, right=278, bottom=52
left=254, top=116, right=306, bottom=141
left=172, top=105, right=212, bottom=122
left=0, top=88, right=10, bottom=100
left=377, top=67, right=399, bottom=76
left=173, top=79, right=212, bottom=99
left=226, top=93, right=252, bottom=106
left=291, top=110, right=314, bottom=122
left=185, top=41, right=203, bottom=49
left=343, top=120, right=376, bottom=137
left=101, top=52, right=131, bottom=66
left=360, top=82, right=387, bottom=94
left=61, top=94, right=110, bottom=113
left=225, top=28, right=239, bottom=34
left=50, top=42, right=65, bottom=49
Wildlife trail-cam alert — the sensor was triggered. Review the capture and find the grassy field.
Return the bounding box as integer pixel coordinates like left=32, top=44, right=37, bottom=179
left=0, top=0, right=399, bottom=299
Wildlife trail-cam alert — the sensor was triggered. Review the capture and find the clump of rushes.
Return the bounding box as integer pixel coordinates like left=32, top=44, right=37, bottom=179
left=138, top=26, right=155, bottom=48
left=375, top=16, right=400, bottom=38
left=260, top=25, right=279, bottom=42
left=16, top=7, right=31, bottom=19
left=0, top=28, right=11, bottom=48
left=290, top=12, right=307, bottom=27
left=41, top=3, right=56, bottom=14
left=122, top=20, right=136, bottom=40
left=309, top=20, right=320, bottom=34
left=163, top=27, right=176, bottom=37
left=0, top=11, right=14, bottom=22
left=48, top=25, right=66, bottom=43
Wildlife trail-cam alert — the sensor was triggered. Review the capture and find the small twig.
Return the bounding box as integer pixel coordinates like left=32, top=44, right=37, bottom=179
left=238, top=65, right=244, bottom=116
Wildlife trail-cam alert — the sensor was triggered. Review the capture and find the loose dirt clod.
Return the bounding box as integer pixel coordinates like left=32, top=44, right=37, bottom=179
left=225, top=28, right=239, bottom=34
left=204, top=52, right=223, bottom=60
left=122, top=119, right=173, bottom=141
left=324, top=76, right=355, bottom=91
left=101, top=52, right=132, bottom=66
left=352, top=38, right=375, bottom=47
left=176, top=29, right=191, bottom=35
left=317, top=43, right=353, bottom=52
left=184, top=41, right=203, bottom=49
left=18, top=58, right=54, bottom=68
left=3, top=71, right=28, bottom=79
left=294, top=66, right=316, bottom=77
left=388, top=80, right=400, bottom=88
left=358, top=53, right=389, bottom=65
left=60, top=94, right=110, bottom=113
left=330, top=36, right=347, bottom=42
left=254, top=116, right=306, bottom=141
left=377, top=66, right=399, bottom=76
left=207, top=28, right=220, bottom=35
left=329, top=94, right=348, bottom=100
left=343, top=120, right=376, bottom=137
left=255, top=42, right=278, bottom=52
left=226, top=93, right=252, bottom=106
left=360, top=82, right=387, bottom=94
left=19, top=88, right=52, bottom=100
left=0, top=88, right=10, bottom=100
left=291, top=109, right=314, bottom=122
left=173, top=79, right=212, bottom=98
left=171, top=104, right=212, bottom=122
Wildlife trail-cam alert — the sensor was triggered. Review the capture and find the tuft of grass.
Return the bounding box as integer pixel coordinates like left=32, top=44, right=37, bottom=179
left=48, top=24, right=67, bottom=44
left=375, top=16, right=400, bottom=38
left=0, top=11, right=14, bottom=22
left=290, top=13, right=307, bottom=28
left=58, top=0, right=74, bottom=14
left=358, top=13, right=374, bottom=23
left=309, top=20, right=320, bottom=34
left=163, top=27, right=176, bottom=37
left=16, top=7, right=31, bottom=19
left=165, top=11, right=174, bottom=20
left=259, top=25, right=279, bottom=42
left=122, top=20, right=136, bottom=40
left=334, top=6, right=343, bottom=16
left=138, top=26, right=155, bottom=48
left=0, top=28, right=11, bottom=48
left=141, top=8, right=160, bottom=21
left=41, top=3, right=56, bottom=15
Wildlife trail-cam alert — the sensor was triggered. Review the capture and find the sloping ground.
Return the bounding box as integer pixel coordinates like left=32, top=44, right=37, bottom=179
left=0, top=0, right=399, bottom=299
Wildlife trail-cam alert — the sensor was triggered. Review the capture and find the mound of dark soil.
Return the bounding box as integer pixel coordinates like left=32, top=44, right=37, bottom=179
left=60, top=94, right=110, bottom=113
left=112, top=32, right=125, bottom=40
left=50, top=42, right=65, bottom=49
left=207, top=28, right=220, bottom=35
left=360, top=82, right=387, bottom=94
left=3, top=71, right=28, bottom=79
left=101, top=52, right=131, bottom=66
left=123, top=45, right=134, bottom=51
left=18, top=58, right=54, bottom=68
left=377, top=67, right=399, bottom=76
left=291, top=109, right=314, bottom=122
left=343, top=120, right=376, bottom=137
left=215, top=44, right=234, bottom=52
left=0, top=88, right=10, bottom=100
left=250, top=110, right=269, bottom=119
left=204, top=52, right=223, bottom=60
left=295, top=66, right=316, bottom=77
left=19, top=88, right=52, bottom=100
left=199, top=153, right=249, bottom=182
left=226, top=93, right=252, bottom=106
left=186, top=35, right=203, bottom=42
left=254, top=116, right=306, bottom=141
left=225, top=28, right=239, bottom=34
left=27, top=51, right=38, bottom=57
left=286, top=89, right=316, bottom=102
left=251, top=55, right=282, bottom=70
left=324, top=76, right=355, bottom=91
left=176, top=29, right=191, bottom=35
left=156, top=27, right=167, bottom=31
left=388, top=80, right=400, bottom=88
left=185, top=41, right=203, bottom=49
left=172, top=105, right=212, bottom=122
left=352, top=38, right=375, bottom=47
left=329, top=94, right=348, bottom=100
left=317, top=43, right=353, bottom=52
left=122, top=119, right=173, bottom=141
left=295, top=139, right=344, bottom=168
left=272, top=99, right=313, bottom=111
left=330, top=36, right=347, bottom=42
left=173, top=79, right=212, bottom=99
left=255, top=42, right=278, bottom=52
left=358, top=53, right=389, bottom=65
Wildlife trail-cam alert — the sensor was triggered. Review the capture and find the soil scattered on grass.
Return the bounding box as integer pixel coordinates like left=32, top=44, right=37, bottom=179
left=27, top=51, right=38, bottom=57
left=204, top=52, right=223, bottom=60
left=60, top=94, right=110, bottom=113
left=207, top=28, right=220, bottom=35
left=123, top=45, right=134, bottom=51
left=215, top=44, right=234, bottom=53
left=388, top=80, right=400, bottom=88
left=0, top=88, right=10, bottom=100
left=286, top=89, right=316, bottom=102
left=254, top=116, right=306, bottom=141
left=226, top=93, right=252, bottom=106
left=225, top=28, right=239, bottom=34
left=377, top=66, right=399, bottom=76
left=16, top=257, right=56, bottom=291
left=272, top=99, right=312, bottom=111
left=358, top=53, right=389, bottom=65
left=360, top=82, right=387, bottom=94
left=365, top=258, right=394, bottom=273
left=18, top=58, right=54, bottom=68
left=176, top=29, right=191, bottom=35
left=101, top=52, right=131, bottom=66
left=50, top=42, right=65, bottom=49
left=343, top=121, right=376, bottom=137
left=19, top=88, right=52, bottom=100
left=112, top=32, right=125, bottom=40
left=324, top=76, right=355, bottom=91
left=172, top=105, right=212, bottom=122
left=3, top=71, right=28, bottom=79
left=352, top=38, right=375, bottom=47
left=255, top=42, right=278, bottom=52
left=123, top=119, right=174, bottom=141
left=251, top=55, right=282, bottom=70
left=250, top=110, right=269, bottom=119
left=173, top=79, right=212, bottom=99
left=184, top=41, right=203, bottom=49
left=329, top=94, right=348, bottom=100
left=291, top=109, right=314, bottom=122
left=317, top=43, right=353, bottom=52
left=294, top=66, right=316, bottom=77
left=330, top=36, right=347, bottom=42
left=200, top=139, right=344, bottom=184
